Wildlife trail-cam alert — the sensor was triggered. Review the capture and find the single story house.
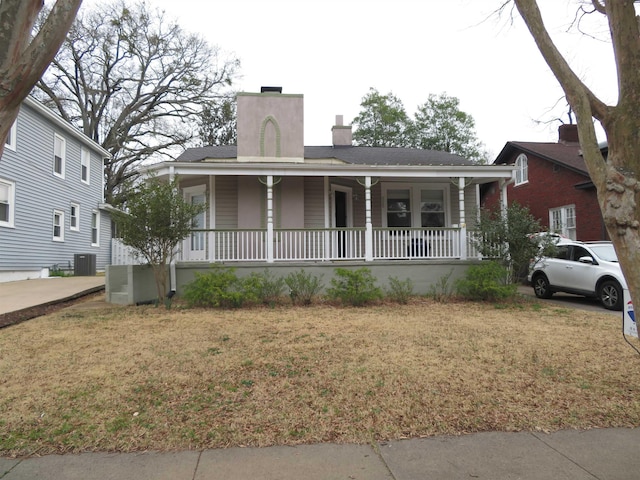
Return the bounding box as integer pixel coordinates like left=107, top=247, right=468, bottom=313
left=107, top=87, right=516, bottom=304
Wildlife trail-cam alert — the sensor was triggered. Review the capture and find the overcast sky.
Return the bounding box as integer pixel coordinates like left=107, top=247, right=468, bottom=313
left=83, top=0, right=618, bottom=158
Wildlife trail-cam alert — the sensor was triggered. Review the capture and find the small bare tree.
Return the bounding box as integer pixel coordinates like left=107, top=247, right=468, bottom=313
left=0, top=0, right=81, bottom=159
left=110, top=175, right=206, bottom=306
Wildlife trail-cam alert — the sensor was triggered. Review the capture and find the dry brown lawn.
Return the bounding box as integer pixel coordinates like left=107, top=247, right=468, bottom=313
left=1, top=296, right=640, bottom=457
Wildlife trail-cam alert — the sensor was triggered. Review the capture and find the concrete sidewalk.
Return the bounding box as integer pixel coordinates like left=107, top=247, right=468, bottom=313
left=0, top=276, right=105, bottom=316
left=1, top=428, right=639, bottom=479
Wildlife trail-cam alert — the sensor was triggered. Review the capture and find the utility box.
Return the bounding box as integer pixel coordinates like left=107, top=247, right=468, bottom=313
left=74, top=253, right=96, bottom=276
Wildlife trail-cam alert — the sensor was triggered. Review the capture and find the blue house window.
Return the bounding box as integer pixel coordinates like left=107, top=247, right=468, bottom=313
left=54, top=134, right=66, bottom=178
left=0, top=179, right=14, bottom=227
left=53, top=210, right=64, bottom=241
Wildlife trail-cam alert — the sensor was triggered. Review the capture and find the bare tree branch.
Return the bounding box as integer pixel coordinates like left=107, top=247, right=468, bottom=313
left=34, top=0, right=239, bottom=204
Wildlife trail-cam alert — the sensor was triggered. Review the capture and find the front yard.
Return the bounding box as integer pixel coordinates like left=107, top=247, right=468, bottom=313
left=1, top=296, right=639, bottom=457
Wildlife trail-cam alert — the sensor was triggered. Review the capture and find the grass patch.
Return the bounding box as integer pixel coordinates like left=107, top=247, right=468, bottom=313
left=0, top=299, right=639, bottom=456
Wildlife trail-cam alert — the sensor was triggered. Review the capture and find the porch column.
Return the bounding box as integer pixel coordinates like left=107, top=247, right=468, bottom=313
left=208, top=176, right=215, bottom=262
left=266, top=175, right=274, bottom=263
left=365, top=176, right=373, bottom=262
left=324, top=176, right=330, bottom=261
left=499, top=179, right=509, bottom=218
left=458, top=177, right=467, bottom=260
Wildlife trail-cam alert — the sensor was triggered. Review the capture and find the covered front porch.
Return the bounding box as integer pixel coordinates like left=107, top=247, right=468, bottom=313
left=113, top=226, right=482, bottom=264
left=113, top=162, right=515, bottom=266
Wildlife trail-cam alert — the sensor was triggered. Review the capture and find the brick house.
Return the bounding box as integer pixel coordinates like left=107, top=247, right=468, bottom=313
left=483, top=124, right=607, bottom=241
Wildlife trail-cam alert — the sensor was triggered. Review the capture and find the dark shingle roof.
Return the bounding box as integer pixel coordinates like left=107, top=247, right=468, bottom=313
left=175, top=145, right=473, bottom=166
left=494, top=141, right=587, bottom=176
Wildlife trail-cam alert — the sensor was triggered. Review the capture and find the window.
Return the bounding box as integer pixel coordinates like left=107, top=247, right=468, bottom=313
left=81, top=147, right=90, bottom=184
left=383, top=183, right=449, bottom=228
left=5, top=120, right=16, bottom=152
left=550, top=205, right=576, bottom=240
left=70, top=203, right=80, bottom=231
left=386, top=189, right=411, bottom=227
left=91, top=211, right=99, bottom=246
left=0, top=179, right=15, bottom=227
left=421, top=189, right=445, bottom=228
left=515, top=153, right=528, bottom=185
left=53, top=210, right=64, bottom=241
left=54, top=134, right=66, bottom=178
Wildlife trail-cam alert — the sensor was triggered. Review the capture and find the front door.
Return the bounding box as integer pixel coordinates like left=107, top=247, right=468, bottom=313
left=331, top=185, right=352, bottom=258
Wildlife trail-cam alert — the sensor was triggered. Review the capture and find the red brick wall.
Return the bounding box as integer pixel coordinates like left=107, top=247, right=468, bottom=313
left=483, top=153, right=607, bottom=241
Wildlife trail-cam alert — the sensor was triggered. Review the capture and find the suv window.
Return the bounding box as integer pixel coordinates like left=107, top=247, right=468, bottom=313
left=571, top=246, right=592, bottom=262
left=554, top=245, right=569, bottom=260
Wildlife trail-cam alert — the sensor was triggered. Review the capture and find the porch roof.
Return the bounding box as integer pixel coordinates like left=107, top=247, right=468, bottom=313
left=146, top=158, right=516, bottom=184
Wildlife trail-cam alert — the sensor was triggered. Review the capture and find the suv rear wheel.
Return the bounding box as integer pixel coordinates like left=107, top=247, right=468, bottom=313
left=599, top=280, right=622, bottom=311
left=532, top=274, right=553, bottom=299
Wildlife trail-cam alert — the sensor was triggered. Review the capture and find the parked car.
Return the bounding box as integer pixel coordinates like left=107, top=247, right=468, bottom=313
left=528, top=240, right=627, bottom=310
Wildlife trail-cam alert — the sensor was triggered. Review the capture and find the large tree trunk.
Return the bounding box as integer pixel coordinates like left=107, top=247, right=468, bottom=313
left=513, top=0, right=640, bottom=313
left=0, top=0, right=82, bottom=159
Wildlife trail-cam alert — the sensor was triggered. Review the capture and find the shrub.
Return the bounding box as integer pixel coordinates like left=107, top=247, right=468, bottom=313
left=455, top=261, right=517, bottom=301
left=386, top=276, right=414, bottom=304
left=427, top=269, right=455, bottom=302
left=246, top=269, right=286, bottom=306
left=327, top=267, right=382, bottom=306
left=284, top=269, right=324, bottom=306
left=182, top=267, right=247, bottom=308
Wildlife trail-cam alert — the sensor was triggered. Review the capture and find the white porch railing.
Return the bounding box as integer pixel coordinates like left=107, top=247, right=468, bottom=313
left=112, top=228, right=486, bottom=265
left=372, top=228, right=461, bottom=259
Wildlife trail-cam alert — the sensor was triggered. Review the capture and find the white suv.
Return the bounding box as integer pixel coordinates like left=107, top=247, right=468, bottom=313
left=527, top=240, right=627, bottom=310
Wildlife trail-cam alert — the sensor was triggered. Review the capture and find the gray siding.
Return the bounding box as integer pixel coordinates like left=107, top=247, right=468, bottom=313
left=0, top=100, right=109, bottom=278
left=304, top=177, right=324, bottom=228
left=215, top=175, right=238, bottom=229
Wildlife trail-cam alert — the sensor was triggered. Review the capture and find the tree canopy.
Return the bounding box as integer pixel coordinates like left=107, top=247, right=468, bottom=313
left=0, top=0, right=81, bottom=160
left=351, top=88, right=486, bottom=161
left=413, top=93, right=487, bottom=163
left=352, top=88, right=412, bottom=147
left=511, top=0, right=640, bottom=331
left=35, top=0, right=239, bottom=205
left=198, top=97, right=237, bottom=146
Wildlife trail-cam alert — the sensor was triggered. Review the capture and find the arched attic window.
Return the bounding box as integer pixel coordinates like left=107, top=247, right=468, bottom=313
left=515, top=153, right=528, bottom=185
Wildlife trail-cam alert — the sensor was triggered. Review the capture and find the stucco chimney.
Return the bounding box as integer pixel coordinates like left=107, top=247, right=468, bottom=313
left=332, top=115, right=352, bottom=147
left=236, top=87, right=304, bottom=161
left=558, top=124, right=579, bottom=144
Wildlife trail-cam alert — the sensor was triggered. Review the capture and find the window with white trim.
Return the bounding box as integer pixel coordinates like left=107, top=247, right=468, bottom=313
left=0, top=179, right=15, bottom=227
left=515, top=153, right=528, bottom=185
left=386, top=189, right=412, bottom=227
left=5, top=120, right=16, bottom=152
left=550, top=205, right=576, bottom=240
left=382, top=183, right=450, bottom=228
left=53, top=210, right=64, bottom=241
left=54, top=134, right=66, bottom=178
left=70, top=203, right=80, bottom=231
left=81, top=147, right=90, bottom=184
left=91, top=210, right=99, bottom=246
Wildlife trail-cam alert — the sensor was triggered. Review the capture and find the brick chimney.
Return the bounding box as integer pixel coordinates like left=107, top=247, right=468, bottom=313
left=558, top=124, right=579, bottom=144
left=332, top=115, right=352, bottom=147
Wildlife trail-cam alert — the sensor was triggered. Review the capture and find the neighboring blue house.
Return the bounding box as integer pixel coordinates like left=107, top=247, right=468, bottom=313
left=0, top=96, right=112, bottom=282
